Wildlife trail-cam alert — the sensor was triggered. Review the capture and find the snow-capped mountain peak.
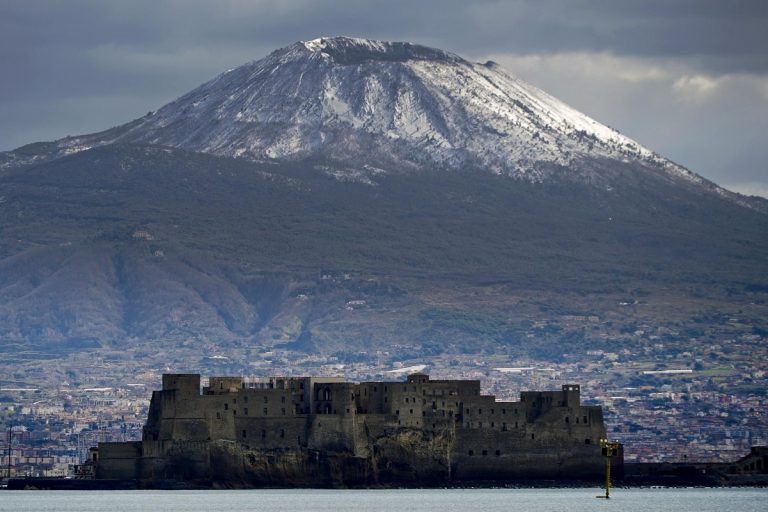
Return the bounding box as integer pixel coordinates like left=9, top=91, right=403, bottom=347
left=0, top=37, right=718, bottom=190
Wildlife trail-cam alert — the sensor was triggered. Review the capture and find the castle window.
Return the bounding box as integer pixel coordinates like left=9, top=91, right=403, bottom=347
left=531, top=433, right=535, bottom=440
left=502, top=409, right=506, bottom=414
left=282, top=408, right=286, bottom=415
left=282, top=396, right=286, bottom=404
left=491, top=409, right=494, bottom=415
left=233, top=398, right=237, bottom=404
left=280, top=429, right=285, bottom=438
left=478, top=409, right=482, bottom=415
left=576, top=417, right=579, bottom=424
left=244, top=408, right=248, bottom=416
left=242, top=430, right=247, bottom=438
left=244, top=396, right=248, bottom=403
left=261, top=430, right=266, bottom=439
left=468, top=450, right=474, bottom=456
left=409, top=409, right=413, bottom=414
left=263, top=407, right=268, bottom=415
left=482, top=450, right=488, bottom=456
left=565, top=416, right=569, bottom=424
left=264, top=396, right=268, bottom=403
left=384, top=397, right=388, bottom=403
left=515, top=421, right=519, bottom=428
left=384, top=386, right=387, bottom=392
left=216, top=412, right=221, bottom=419
left=373, top=386, right=377, bottom=392
left=585, top=438, right=591, bottom=445
left=396, top=410, right=400, bottom=415
left=584, top=416, right=588, bottom=424
left=495, top=450, right=501, bottom=457
left=224, top=403, right=228, bottom=410
left=502, top=423, right=507, bottom=431
left=299, top=382, right=304, bottom=390
left=491, top=422, right=495, bottom=428
left=233, top=410, right=237, bottom=416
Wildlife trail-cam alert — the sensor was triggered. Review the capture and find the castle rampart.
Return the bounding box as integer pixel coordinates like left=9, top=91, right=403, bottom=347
left=97, top=373, right=608, bottom=487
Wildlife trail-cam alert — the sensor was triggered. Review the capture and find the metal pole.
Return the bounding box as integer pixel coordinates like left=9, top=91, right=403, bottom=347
left=597, top=438, right=618, bottom=499
left=6, top=425, right=11, bottom=481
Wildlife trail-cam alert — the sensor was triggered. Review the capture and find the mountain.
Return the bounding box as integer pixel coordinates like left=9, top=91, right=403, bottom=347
left=0, top=37, right=766, bottom=357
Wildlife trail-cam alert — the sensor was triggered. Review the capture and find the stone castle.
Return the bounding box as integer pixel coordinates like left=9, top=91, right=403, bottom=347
left=95, top=373, right=609, bottom=487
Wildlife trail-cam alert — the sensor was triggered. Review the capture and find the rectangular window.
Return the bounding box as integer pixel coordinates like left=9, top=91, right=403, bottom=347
left=280, top=429, right=285, bottom=438
left=242, top=429, right=247, bottom=438
left=244, top=408, right=248, bottom=415
left=261, top=430, right=266, bottom=439
left=282, top=408, right=286, bottom=415
left=224, top=403, right=228, bottom=410
left=263, top=407, right=268, bottom=415
left=264, top=396, right=268, bottom=403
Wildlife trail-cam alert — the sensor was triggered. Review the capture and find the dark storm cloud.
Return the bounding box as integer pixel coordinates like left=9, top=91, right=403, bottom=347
left=1, top=1, right=766, bottom=195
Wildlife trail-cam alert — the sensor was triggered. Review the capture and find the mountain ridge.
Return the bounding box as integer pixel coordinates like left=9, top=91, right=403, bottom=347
left=2, top=36, right=763, bottom=213
left=0, top=37, right=766, bottom=352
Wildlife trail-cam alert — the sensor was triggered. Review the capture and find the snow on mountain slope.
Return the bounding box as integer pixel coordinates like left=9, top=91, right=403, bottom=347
left=0, top=37, right=737, bottom=194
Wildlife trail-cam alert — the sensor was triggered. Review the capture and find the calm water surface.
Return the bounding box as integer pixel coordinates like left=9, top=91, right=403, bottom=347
left=1, top=488, right=766, bottom=512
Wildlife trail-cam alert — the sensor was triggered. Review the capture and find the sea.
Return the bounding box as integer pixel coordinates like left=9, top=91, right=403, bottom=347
left=0, top=488, right=766, bottom=512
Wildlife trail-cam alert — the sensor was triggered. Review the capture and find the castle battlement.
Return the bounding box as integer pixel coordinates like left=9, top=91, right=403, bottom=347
left=97, top=373, right=608, bottom=487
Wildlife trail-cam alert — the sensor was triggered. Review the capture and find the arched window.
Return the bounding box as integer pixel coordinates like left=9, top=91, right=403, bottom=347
left=323, top=388, right=331, bottom=401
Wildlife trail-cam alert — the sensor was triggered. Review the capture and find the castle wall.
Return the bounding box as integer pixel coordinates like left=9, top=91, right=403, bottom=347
left=98, top=373, right=609, bottom=486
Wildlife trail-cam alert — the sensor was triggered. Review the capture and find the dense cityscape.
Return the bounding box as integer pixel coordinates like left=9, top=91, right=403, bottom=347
left=2, top=325, right=765, bottom=479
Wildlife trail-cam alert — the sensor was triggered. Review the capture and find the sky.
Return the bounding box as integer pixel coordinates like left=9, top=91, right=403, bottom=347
left=1, top=0, right=767, bottom=196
